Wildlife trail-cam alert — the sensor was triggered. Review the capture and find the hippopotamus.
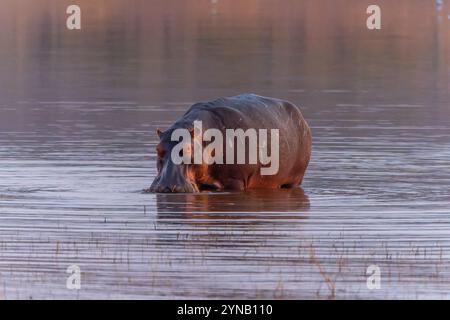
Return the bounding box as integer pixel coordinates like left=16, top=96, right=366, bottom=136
left=148, top=94, right=311, bottom=193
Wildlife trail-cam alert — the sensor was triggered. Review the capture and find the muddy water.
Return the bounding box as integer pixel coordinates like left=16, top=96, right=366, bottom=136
left=0, top=0, right=449, bottom=299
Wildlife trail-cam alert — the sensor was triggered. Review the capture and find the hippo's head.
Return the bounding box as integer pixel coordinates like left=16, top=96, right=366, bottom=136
left=149, top=128, right=200, bottom=193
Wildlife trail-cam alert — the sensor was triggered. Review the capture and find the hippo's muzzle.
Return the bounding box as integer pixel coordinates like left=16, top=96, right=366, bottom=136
left=149, top=162, right=198, bottom=193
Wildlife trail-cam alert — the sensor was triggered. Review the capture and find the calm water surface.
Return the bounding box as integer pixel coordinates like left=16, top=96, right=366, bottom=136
left=0, top=0, right=449, bottom=299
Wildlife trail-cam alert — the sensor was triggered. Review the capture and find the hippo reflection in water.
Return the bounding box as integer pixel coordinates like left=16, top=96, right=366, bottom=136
left=148, top=94, right=311, bottom=193
left=155, top=188, right=311, bottom=215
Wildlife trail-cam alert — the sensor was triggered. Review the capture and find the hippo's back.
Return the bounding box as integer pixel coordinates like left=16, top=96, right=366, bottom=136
left=186, top=94, right=306, bottom=131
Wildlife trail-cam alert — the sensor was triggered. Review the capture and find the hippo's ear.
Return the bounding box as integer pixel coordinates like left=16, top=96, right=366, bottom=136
left=156, top=128, right=163, bottom=138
